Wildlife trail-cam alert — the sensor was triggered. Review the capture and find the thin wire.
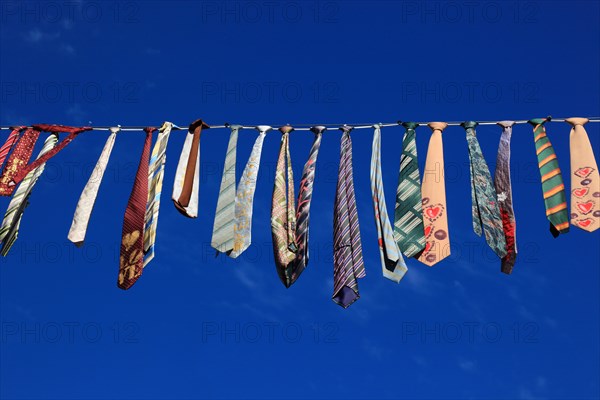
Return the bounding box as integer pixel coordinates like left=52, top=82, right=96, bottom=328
left=1, top=118, right=599, bottom=132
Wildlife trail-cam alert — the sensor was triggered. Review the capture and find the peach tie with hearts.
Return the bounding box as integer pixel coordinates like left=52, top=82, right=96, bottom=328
left=567, top=117, right=599, bottom=232
left=418, top=122, right=451, bottom=266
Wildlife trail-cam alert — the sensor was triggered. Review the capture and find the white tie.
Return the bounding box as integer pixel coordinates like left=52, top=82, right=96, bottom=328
left=172, top=129, right=200, bottom=218
left=67, top=127, right=119, bottom=246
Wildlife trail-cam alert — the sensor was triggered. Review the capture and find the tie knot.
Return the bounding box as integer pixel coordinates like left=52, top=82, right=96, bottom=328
left=255, top=125, right=272, bottom=134
left=461, top=121, right=478, bottom=130
left=188, top=119, right=209, bottom=133
left=497, top=120, right=515, bottom=128
left=528, top=117, right=550, bottom=127
left=310, top=125, right=326, bottom=135
left=279, top=125, right=294, bottom=134
left=143, top=127, right=157, bottom=134
left=427, top=122, right=448, bottom=132
left=402, top=122, right=419, bottom=130
left=565, top=117, right=589, bottom=127
left=109, top=126, right=121, bottom=134
left=339, top=125, right=353, bottom=133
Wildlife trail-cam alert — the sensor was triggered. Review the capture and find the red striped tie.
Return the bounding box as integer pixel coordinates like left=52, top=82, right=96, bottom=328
left=118, top=127, right=155, bottom=290
left=0, top=126, right=25, bottom=170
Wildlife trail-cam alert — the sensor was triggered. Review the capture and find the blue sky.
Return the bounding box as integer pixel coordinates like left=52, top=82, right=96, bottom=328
left=1, top=1, right=599, bottom=399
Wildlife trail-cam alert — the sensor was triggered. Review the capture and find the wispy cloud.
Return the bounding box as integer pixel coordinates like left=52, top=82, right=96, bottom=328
left=23, top=29, right=60, bottom=43
left=458, top=358, right=476, bottom=372
left=60, top=43, right=76, bottom=55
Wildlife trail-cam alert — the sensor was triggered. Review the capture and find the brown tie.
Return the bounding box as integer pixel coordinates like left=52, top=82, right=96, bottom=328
left=173, top=119, right=209, bottom=216
left=118, top=127, right=155, bottom=290
left=0, top=127, right=41, bottom=196
left=567, top=117, right=599, bottom=232
left=417, top=122, right=451, bottom=266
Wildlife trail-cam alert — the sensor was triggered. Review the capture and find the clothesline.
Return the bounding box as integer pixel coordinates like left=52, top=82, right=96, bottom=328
left=1, top=117, right=599, bottom=132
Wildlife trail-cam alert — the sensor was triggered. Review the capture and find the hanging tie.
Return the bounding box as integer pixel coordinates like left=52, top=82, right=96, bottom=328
left=462, top=121, right=507, bottom=258
left=0, top=126, right=26, bottom=171
left=0, top=133, right=59, bottom=256
left=271, top=125, right=298, bottom=287
left=333, top=126, right=365, bottom=308
left=143, top=122, right=173, bottom=267
left=212, top=125, right=240, bottom=254
left=0, top=127, right=41, bottom=196
left=371, top=124, right=407, bottom=283
left=529, top=117, right=569, bottom=237
left=67, top=127, right=120, bottom=246
left=495, top=121, right=518, bottom=274
left=289, top=125, right=325, bottom=286
left=566, top=118, right=600, bottom=232
left=172, top=119, right=208, bottom=218
left=118, top=127, right=155, bottom=290
left=393, top=121, right=426, bottom=258
left=229, top=125, right=271, bottom=258
left=8, top=124, right=92, bottom=187
left=417, top=122, right=451, bottom=266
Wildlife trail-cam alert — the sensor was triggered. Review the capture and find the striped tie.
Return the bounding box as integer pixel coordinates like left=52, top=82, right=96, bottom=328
left=333, top=126, right=365, bottom=308
left=172, top=119, right=208, bottom=218
left=271, top=125, right=298, bottom=286
left=0, top=133, right=58, bottom=256
left=9, top=124, right=91, bottom=187
left=371, top=124, right=407, bottom=283
left=143, top=122, right=173, bottom=267
left=495, top=121, right=518, bottom=274
left=393, top=122, right=426, bottom=258
left=212, top=125, right=240, bottom=254
left=567, top=117, right=599, bottom=232
left=0, top=126, right=25, bottom=171
left=118, top=127, right=155, bottom=290
left=68, top=127, right=119, bottom=246
left=229, top=125, right=271, bottom=259
left=417, top=122, right=451, bottom=266
left=529, top=117, right=569, bottom=237
left=0, top=128, right=41, bottom=196
left=289, top=125, right=325, bottom=286
left=462, top=121, right=507, bottom=258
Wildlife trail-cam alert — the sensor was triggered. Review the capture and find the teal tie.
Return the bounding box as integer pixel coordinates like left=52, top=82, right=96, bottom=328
left=393, top=122, right=426, bottom=258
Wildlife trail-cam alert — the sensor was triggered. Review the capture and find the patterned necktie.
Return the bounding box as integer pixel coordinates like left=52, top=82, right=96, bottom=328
left=0, top=133, right=58, bottom=256
left=118, top=127, right=155, bottom=290
left=0, top=126, right=25, bottom=170
left=67, top=127, right=119, bottom=247
left=529, top=117, right=569, bottom=237
left=172, top=119, right=208, bottom=218
left=289, top=125, right=325, bottom=286
left=371, top=124, right=407, bottom=283
left=567, top=117, right=599, bottom=232
left=212, top=125, right=240, bottom=254
left=394, top=121, right=426, bottom=258
left=143, top=122, right=173, bottom=267
left=495, top=121, right=518, bottom=274
left=418, top=122, right=451, bottom=266
left=9, top=124, right=91, bottom=187
left=0, top=128, right=41, bottom=196
left=229, top=125, right=271, bottom=259
left=272, top=125, right=298, bottom=287
left=333, top=126, right=365, bottom=308
left=462, top=121, right=507, bottom=258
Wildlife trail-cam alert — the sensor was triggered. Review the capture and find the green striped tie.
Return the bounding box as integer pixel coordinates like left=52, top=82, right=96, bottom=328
left=0, top=133, right=58, bottom=256
left=393, top=122, right=426, bottom=257
left=212, top=125, right=240, bottom=254
left=529, top=117, right=569, bottom=237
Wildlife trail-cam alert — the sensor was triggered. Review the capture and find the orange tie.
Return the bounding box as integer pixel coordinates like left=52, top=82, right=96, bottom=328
left=567, top=117, right=599, bottom=232
left=418, top=122, right=451, bottom=266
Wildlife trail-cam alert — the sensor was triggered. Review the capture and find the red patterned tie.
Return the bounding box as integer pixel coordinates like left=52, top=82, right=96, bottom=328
left=0, top=126, right=25, bottom=170
left=9, top=124, right=91, bottom=187
left=118, top=127, right=155, bottom=290
left=0, top=127, right=41, bottom=196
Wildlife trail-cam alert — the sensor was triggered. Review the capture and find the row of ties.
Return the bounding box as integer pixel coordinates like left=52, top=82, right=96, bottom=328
left=0, top=118, right=597, bottom=307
